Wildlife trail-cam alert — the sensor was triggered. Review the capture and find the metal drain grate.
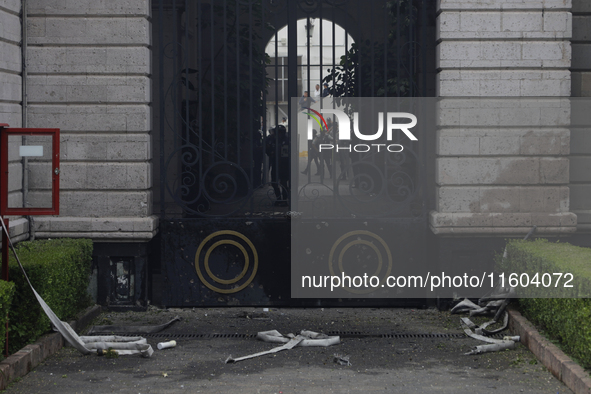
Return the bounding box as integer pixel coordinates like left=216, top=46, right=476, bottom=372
left=382, top=333, right=465, bottom=339
left=326, top=331, right=366, bottom=337
left=209, top=333, right=257, bottom=339
left=97, top=332, right=257, bottom=339
left=382, top=333, right=506, bottom=339
left=98, top=331, right=508, bottom=340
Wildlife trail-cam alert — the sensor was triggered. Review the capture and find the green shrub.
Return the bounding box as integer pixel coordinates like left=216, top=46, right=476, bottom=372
left=499, top=239, right=591, bottom=369
left=498, top=239, right=591, bottom=298
left=518, top=298, right=591, bottom=370
left=0, top=280, right=15, bottom=356
left=0, top=239, right=92, bottom=353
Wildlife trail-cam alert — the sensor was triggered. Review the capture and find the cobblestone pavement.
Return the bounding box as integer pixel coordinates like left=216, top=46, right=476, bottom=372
left=4, top=307, right=573, bottom=393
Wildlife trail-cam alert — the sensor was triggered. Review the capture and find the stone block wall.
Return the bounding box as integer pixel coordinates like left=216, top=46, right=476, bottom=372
left=24, top=0, right=157, bottom=240
left=432, top=0, right=576, bottom=236
left=570, top=0, right=591, bottom=231
left=0, top=0, right=29, bottom=243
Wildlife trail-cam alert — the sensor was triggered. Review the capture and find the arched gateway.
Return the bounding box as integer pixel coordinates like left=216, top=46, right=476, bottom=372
left=152, top=0, right=436, bottom=306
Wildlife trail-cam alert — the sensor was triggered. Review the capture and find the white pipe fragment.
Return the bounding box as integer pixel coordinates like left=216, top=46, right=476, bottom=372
left=157, top=340, right=177, bottom=350
left=465, top=341, right=516, bottom=355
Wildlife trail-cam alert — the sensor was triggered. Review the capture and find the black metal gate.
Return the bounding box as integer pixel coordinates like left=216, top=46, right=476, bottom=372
left=153, top=0, right=436, bottom=307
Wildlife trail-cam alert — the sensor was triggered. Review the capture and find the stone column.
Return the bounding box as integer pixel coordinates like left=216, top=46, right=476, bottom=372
left=25, top=0, right=157, bottom=241
left=0, top=1, right=21, bottom=128
left=432, top=0, right=576, bottom=237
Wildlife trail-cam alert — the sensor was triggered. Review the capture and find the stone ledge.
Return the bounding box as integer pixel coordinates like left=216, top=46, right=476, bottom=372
left=31, top=216, right=159, bottom=241
left=430, top=225, right=577, bottom=236
left=431, top=212, right=577, bottom=228
left=34, top=231, right=157, bottom=241
left=0, top=305, right=102, bottom=390
left=508, top=307, right=591, bottom=394
left=33, top=216, right=159, bottom=234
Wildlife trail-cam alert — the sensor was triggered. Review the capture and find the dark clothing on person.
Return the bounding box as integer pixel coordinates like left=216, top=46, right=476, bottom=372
left=266, top=125, right=290, bottom=203
left=315, top=130, right=333, bottom=178
left=252, top=130, right=264, bottom=188
left=302, top=130, right=320, bottom=175
left=299, top=95, right=316, bottom=110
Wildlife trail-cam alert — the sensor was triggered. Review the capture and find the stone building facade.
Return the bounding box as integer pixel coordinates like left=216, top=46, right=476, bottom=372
left=0, top=0, right=589, bottom=306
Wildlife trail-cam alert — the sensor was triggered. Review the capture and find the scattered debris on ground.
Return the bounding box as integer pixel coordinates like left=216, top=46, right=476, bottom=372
left=333, top=353, right=352, bottom=366
left=225, top=330, right=340, bottom=363
left=451, top=226, right=537, bottom=356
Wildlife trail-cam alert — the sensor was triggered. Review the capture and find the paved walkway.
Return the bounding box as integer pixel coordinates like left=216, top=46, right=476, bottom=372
left=4, top=307, right=573, bottom=393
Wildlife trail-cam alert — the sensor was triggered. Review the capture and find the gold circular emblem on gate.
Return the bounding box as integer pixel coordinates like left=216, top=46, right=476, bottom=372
left=328, top=230, right=392, bottom=294
left=195, top=230, right=258, bottom=294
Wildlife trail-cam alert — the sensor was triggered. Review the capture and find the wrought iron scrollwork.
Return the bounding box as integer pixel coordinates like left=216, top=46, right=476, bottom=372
left=201, top=162, right=250, bottom=205
left=332, top=147, right=423, bottom=218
